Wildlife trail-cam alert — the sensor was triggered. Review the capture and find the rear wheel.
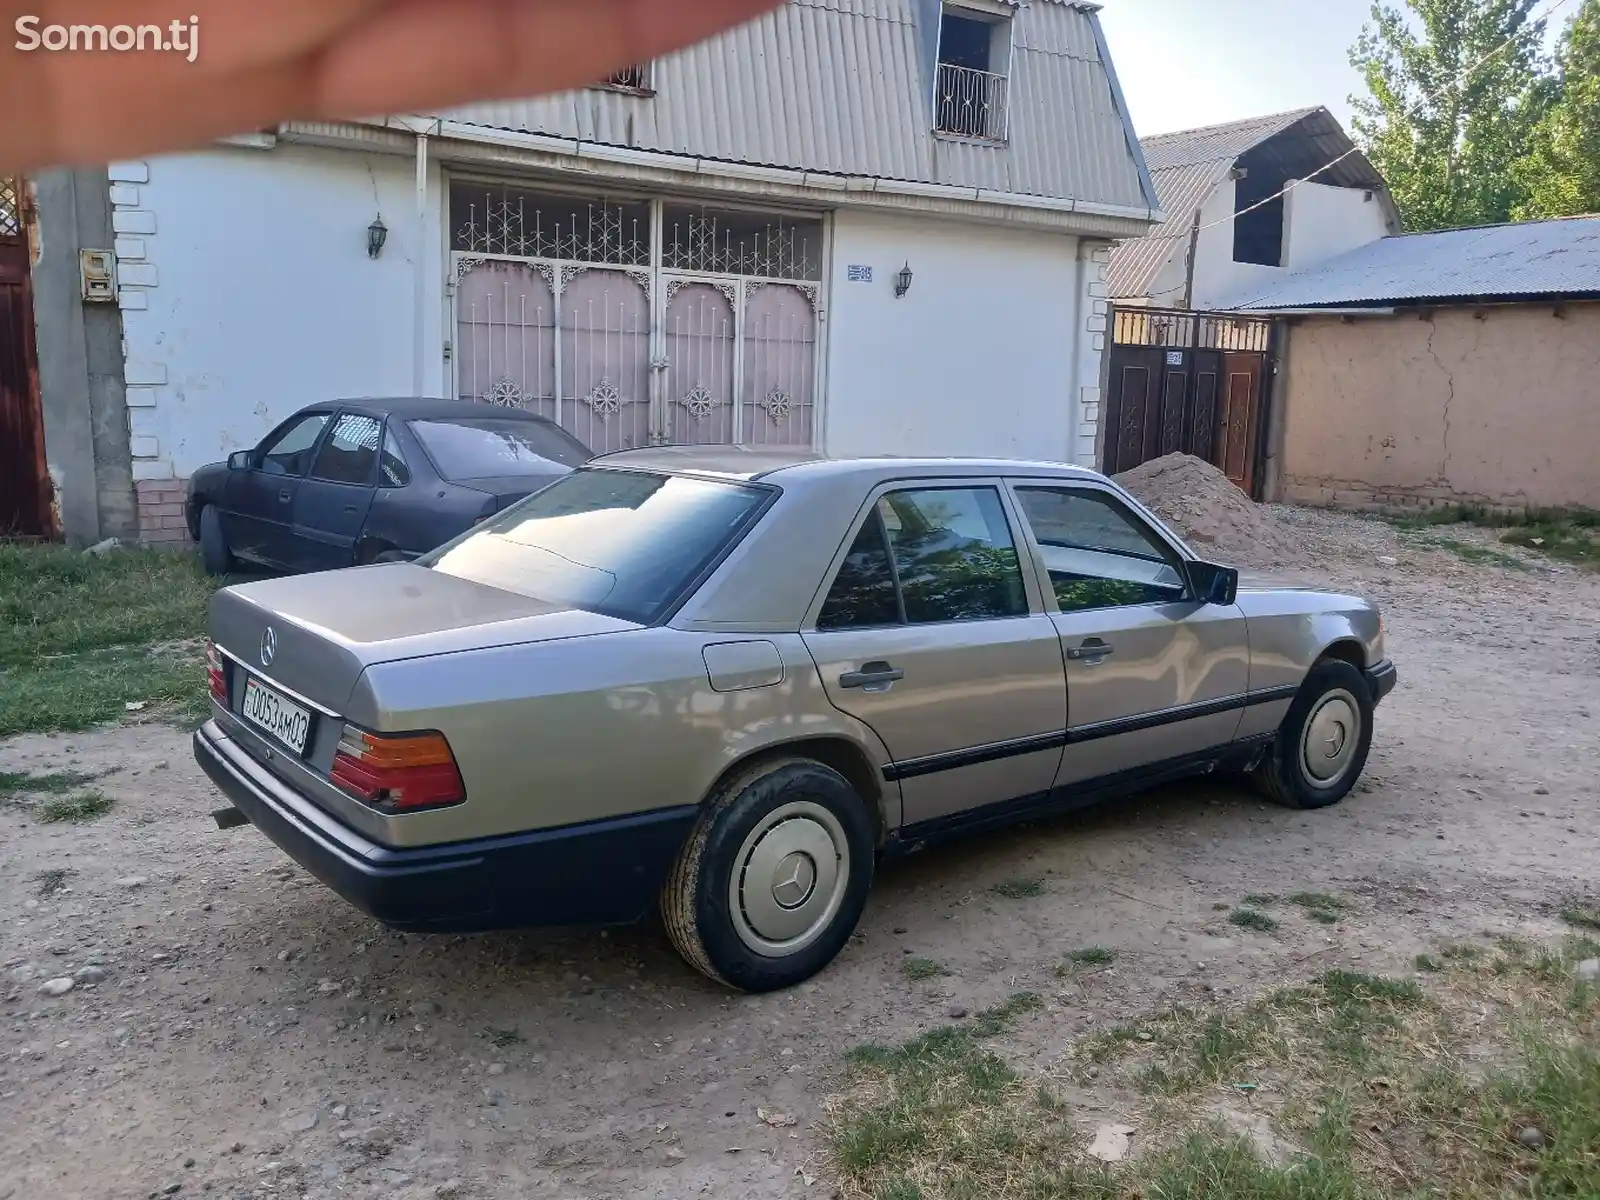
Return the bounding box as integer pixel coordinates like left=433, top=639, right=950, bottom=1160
left=662, top=757, right=875, bottom=992
left=1253, top=659, right=1373, bottom=809
left=198, top=506, right=234, bottom=578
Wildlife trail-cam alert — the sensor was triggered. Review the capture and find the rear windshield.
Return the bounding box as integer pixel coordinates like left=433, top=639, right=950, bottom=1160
left=408, top=417, right=590, bottom=482
left=420, top=467, right=771, bottom=624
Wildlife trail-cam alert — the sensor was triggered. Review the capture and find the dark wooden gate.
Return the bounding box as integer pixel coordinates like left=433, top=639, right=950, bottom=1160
left=0, top=174, right=51, bottom=538
left=1101, top=307, right=1275, bottom=499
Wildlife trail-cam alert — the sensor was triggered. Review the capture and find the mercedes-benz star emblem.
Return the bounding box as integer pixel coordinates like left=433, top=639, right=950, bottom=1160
left=772, top=853, right=817, bottom=910
left=259, top=626, right=277, bottom=668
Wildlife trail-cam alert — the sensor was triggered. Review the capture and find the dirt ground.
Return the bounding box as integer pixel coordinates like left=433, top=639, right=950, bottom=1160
left=3, top=505, right=1598, bottom=1200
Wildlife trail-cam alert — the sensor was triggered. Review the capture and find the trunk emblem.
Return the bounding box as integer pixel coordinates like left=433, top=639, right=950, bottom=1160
left=259, top=627, right=277, bottom=667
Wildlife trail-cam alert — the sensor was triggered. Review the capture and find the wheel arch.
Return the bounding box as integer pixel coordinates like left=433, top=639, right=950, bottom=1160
left=1316, top=638, right=1368, bottom=671
left=699, top=736, right=892, bottom=850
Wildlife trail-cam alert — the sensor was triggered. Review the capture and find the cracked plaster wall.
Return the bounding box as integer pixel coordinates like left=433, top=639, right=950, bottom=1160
left=1275, top=304, right=1600, bottom=512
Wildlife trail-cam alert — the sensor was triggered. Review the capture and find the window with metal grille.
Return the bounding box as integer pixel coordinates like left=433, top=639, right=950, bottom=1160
left=0, top=178, right=21, bottom=238
left=601, top=63, right=652, bottom=93
left=935, top=6, right=1011, bottom=141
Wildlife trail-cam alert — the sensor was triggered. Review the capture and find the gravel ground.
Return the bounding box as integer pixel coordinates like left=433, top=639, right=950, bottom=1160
left=2, top=501, right=1597, bottom=1200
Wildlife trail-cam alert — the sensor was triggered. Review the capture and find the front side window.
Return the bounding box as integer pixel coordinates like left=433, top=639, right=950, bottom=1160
left=258, top=413, right=330, bottom=477
left=410, top=418, right=590, bottom=483
left=310, top=414, right=382, bottom=486
left=816, top=486, right=1027, bottom=629
left=1015, top=487, right=1187, bottom=613
left=421, top=468, right=769, bottom=625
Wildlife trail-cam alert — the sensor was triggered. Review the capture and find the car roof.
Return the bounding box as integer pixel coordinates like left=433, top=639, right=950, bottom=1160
left=594, top=445, right=1107, bottom=485
left=319, top=397, right=564, bottom=424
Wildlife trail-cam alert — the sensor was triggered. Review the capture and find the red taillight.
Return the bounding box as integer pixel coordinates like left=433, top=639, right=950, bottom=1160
left=331, top=726, right=465, bottom=813
left=206, top=640, right=226, bottom=705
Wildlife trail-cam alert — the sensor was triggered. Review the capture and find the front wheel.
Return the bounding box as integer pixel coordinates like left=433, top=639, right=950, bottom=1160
left=662, top=757, right=875, bottom=993
left=1253, top=659, right=1374, bottom=810
left=198, top=506, right=234, bottom=577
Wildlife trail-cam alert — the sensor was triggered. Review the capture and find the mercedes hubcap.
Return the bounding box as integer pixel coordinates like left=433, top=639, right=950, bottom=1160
left=1300, top=689, right=1361, bottom=787
left=728, top=802, right=849, bottom=959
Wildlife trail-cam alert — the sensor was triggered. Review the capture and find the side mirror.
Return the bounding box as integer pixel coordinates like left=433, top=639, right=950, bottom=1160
left=1190, top=561, right=1239, bottom=606
left=228, top=451, right=252, bottom=471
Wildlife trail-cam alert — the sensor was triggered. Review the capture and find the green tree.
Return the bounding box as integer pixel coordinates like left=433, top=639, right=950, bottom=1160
left=1518, top=0, right=1600, bottom=217
left=1350, top=0, right=1554, bottom=230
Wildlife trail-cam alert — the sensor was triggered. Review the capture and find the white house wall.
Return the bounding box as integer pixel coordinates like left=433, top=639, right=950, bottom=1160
left=823, top=209, right=1103, bottom=466
left=114, top=143, right=445, bottom=541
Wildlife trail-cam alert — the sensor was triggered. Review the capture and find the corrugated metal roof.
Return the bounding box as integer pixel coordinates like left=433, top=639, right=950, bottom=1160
left=1222, top=214, right=1600, bottom=309
left=1105, top=158, right=1228, bottom=297
left=1140, top=108, right=1320, bottom=171
left=438, top=0, right=1154, bottom=211
left=1109, top=107, right=1390, bottom=299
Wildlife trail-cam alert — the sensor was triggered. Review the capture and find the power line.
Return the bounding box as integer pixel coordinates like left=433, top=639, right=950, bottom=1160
left=1129, top=0, right=1577, bottom=252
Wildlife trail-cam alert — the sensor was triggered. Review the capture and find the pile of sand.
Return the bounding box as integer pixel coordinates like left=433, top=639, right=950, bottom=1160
left=1115, top=453, right=1307, bottom=568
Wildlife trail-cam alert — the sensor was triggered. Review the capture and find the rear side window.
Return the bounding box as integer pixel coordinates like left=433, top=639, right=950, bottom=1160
left=379, top=428, right=410, bottom=488
left=817, top=486, right=1028, bottom=628
left=421, top=467, right=769, bottom=625
left=310, top=414, right=382, bottom=485
left=410, top=418, right=590, bottom=483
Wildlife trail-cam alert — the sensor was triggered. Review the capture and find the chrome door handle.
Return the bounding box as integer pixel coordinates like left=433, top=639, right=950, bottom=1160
left=840, top=661, right=904, bottom=690
left=1067, top=639, right=1114, bottom=661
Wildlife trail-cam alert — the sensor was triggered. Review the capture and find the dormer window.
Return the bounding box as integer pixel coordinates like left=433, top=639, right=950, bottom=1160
left=935, top=4, right=1011, bottom=141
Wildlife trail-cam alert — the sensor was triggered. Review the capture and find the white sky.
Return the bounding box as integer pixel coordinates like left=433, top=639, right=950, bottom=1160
left=1096, top=0, right=1570, bottom=138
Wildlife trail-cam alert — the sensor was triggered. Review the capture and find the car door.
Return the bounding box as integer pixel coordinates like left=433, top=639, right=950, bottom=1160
left=1006, top=481, right=1250, bottom=790
left=801, top=481, right=1068, bottom=830
left=222, top=411, right=333, bottom=566
left=291, top=410, right=383, bottom=572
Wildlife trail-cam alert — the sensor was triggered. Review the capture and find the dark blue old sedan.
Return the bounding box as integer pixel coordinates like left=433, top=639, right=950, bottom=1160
left=185, top=398, right=592, bottom=576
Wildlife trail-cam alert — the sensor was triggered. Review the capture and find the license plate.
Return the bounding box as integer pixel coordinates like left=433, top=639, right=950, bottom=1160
left=241, top=677, right=313, bottom=756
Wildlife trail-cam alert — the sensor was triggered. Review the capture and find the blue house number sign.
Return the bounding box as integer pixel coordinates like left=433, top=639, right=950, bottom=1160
left=847, top=265, right=873, bottom=283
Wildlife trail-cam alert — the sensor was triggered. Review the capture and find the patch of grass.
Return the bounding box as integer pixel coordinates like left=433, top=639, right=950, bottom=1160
left=1560, top=901, right=1600, bottom=932
left=902, top=957, right=947, bottom=981
left=1404, top=531, right=1531, bottom=571
left=990, top=877, right=1046, bottom=900
left=1242, top=892, right=1280, bottom=907
left=33, top=869, right=70, bottom=897
left=1287, top=892, right=1346, bottom=913
left=35, top=791, right=115, bottom=824
left=1228, top=908, right=1279, bottom=933
left=1212, top=901, right=1232, bottom=911
left=0, top=544, right=220, bottom=736
left=1061, top=946, right=1117, bottom=971
left=1414, top=953, right=1442, bottom=973
left=1316, top=969, right=1424, bottom=1008
left=484, top=1026, right=524, bottom=1047
left=0, top=769, right=100, bottom=796
left=1497, top=509, right=1600, bottom=568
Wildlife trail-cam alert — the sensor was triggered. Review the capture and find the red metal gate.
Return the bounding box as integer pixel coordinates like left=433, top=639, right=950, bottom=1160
left=0, top=176, right=51, bottom=537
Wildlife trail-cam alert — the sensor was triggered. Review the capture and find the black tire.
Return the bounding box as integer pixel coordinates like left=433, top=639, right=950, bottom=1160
left=198, top=506, right=234, bottom=577
left=1253, top=659, right=1375, bottom=810
left=662, top=756, right=875, bottom=993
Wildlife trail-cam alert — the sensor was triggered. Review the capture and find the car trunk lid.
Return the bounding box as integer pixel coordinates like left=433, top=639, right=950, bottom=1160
left=210, top=563, right=639, bottom=717
left=454, top=472, right=564, bottom=517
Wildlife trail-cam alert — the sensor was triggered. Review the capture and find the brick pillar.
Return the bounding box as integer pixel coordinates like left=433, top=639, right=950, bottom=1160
left=135, top=479, right=191, bottom=547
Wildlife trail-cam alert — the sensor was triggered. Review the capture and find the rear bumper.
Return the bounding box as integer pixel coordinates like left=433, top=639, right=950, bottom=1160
left=1366, top=660, right=1398, bottom=706
left=193, top=721, right=696, bottom=933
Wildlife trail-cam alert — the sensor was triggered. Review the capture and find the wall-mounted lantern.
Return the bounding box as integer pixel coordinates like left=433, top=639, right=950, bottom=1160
left=367, top=216, right=388, bottom=259
left=894, top=262, right=914, bottom=298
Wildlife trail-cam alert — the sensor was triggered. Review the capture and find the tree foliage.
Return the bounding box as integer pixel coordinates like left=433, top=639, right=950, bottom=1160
left=1349, top=0, right=1554, bottom=230
left=1518, top=0, right=1600, bottom=217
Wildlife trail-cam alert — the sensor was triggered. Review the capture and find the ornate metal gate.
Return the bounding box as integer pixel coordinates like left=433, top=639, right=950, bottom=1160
left=450, top=184, right=823, bottom=454
left=1101, top=306, right=1276, bottom=499
left=0, top=176, right=50, bottom=537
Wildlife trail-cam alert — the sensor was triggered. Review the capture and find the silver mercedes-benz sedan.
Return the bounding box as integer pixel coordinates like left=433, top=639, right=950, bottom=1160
left=194, top=449, right=1397, bottom=992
